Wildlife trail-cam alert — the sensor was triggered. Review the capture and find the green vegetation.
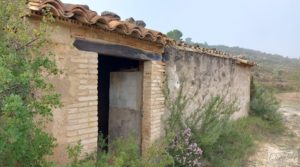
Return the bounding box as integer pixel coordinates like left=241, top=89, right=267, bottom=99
left=163, top=83, right=239, bottom=166
left=65, top=135, right=173, bottom=167
left=69, top=79, right=284, bottom=167
left=0, top=1, right=60, bottom=166
left=97, top=136, right=141, bottom=167
left=140, top=141, right=174, bottom=167
left=205, top=80, right=284, bottom=167
left=67, top=141, right=84, bottom=165
left=0, top=4, right=287, bottom=166
left=250, top=79, right=284, bottom=133
left=161, top=80, right=285, bottom=167
left=166, top=29, right=183, bottom=41
left=206, top=116, right=283, bottom=167
left=51, top=79, right=284, bottom=167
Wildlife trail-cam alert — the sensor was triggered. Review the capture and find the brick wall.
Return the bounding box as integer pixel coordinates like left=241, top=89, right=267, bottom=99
left=35, top=18, right=251, bottom=164
left=30, top=18, right=167, bottom=163
left=142, top=61, right=166, bottom=152
left=49, top=39, right=166, bottom=163
left=40, top=20, right=100, bottom=163
left=65, top=52, right=98, bottom=154
left=50, top=43, right=99, bottom=163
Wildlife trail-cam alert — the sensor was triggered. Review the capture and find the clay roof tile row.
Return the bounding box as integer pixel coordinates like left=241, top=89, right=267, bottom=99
left=27, top=0, right=171, bottom=44
left=27, top=0, right=254, bottom=66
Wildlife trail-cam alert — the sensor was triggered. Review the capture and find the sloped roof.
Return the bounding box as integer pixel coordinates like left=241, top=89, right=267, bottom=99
left=27, top=0, right=254, bottom=66
left=27, top=0, right=171, bottom=44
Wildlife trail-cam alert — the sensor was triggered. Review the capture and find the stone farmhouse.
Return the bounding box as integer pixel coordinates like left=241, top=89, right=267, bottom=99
left=27, top=0, right=254, bottom=163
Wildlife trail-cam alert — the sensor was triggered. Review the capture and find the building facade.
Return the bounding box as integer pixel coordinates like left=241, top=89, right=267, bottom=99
left=28, top=0, right=254, bottom=163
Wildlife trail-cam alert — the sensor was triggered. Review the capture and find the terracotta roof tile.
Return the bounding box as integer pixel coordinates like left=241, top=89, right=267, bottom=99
left=27, top=0, right=254, bottom=66
left=27, top=0, right=171, bottom=44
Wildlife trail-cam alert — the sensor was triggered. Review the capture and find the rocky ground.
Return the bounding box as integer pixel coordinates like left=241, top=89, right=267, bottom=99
left=245, top=92, right=300, bottom=167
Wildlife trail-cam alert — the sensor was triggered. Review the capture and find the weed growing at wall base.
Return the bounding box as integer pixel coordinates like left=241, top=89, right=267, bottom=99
left=204, top=79, right=285, bottom=167
left=65, top=135, right=174, bottom=167
left=66, top=79, right=284, bottom=167
left=163, top=80, right=285, bottom=167
left=163, top=81, right=238, bottom=166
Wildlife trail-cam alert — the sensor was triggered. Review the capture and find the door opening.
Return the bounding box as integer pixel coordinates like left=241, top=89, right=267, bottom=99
left=98, top=55, right=143, bottom=150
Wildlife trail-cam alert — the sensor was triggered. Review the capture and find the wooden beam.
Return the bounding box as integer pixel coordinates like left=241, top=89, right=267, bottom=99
left=73, top=39, right=162, bottom=61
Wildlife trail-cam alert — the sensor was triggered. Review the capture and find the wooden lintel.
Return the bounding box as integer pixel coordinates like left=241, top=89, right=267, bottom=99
left=73, top=39, right=162, bottom=61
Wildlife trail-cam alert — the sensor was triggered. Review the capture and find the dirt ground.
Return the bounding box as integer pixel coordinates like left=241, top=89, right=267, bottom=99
left=245, top=92, right=300, bottom=167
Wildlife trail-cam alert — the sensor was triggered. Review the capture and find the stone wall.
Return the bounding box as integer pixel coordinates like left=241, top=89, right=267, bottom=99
left=165, top=46, right=251, bottom=119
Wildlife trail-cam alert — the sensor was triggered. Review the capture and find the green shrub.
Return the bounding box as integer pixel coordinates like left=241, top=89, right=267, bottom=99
left=205, top=115, right=285, bottom=167
left=141, top=141, right=174, bottom=167
left=109, top=136, right=140, bottom=166
left=67, top=140, right=84, bottom=165
left=97, top=135, right=174, bottom=167
left=0, top=1, right=60, bottom=166
left=250, top=79, right=284, bottom=134
left=187, top=96, right=237, bottom=148
left=67, top=79, right=285, bottom=167
left=64, top=136, right=141, bottom=167
left=163, top=80, right=284, bottom=167
left=250, top=79, right=281, bottom=121
left=164, top=83, right=189, bottom=135
left=65, top=135, right=174, bottom=167
left=206, top=128, right=254, bottom=167
left=96, top=135, right=141, bottom=167
left=164, top=82, right=238, bottom=166
left=201, top=109, right=284, bottom=167
left=204, top=118, right=255, bottom=167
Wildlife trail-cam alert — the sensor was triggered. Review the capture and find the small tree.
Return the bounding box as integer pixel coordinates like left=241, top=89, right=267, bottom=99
left=185, top=37, right=193, bottom=44
left=0, top=1, right=60, bottom=166
left=166, top=29, right=183, bottom=41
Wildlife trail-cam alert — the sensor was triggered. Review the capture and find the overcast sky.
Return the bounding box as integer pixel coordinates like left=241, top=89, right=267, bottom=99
left=62, top=0, right=300, bottom=58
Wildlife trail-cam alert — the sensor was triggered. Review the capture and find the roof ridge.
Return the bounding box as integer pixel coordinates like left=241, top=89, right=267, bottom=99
left=168, top=41, right=255, bottom=66
left=175, top=40, right=230, bottom=56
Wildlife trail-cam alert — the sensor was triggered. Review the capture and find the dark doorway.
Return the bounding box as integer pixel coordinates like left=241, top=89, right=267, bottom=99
left=97, top=55, right=142, bottom=148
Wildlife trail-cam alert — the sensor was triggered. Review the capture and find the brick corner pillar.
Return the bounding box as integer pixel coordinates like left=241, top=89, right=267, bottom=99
left=142, top=61, right=166, bottom=152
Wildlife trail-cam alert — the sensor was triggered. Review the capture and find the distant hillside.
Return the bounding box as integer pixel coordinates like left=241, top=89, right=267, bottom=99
left=204, top=44, right=300, bottom=92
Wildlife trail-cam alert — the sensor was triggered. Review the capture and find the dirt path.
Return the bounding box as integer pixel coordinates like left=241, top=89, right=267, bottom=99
left=245, top=92, right=300, bottom=167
